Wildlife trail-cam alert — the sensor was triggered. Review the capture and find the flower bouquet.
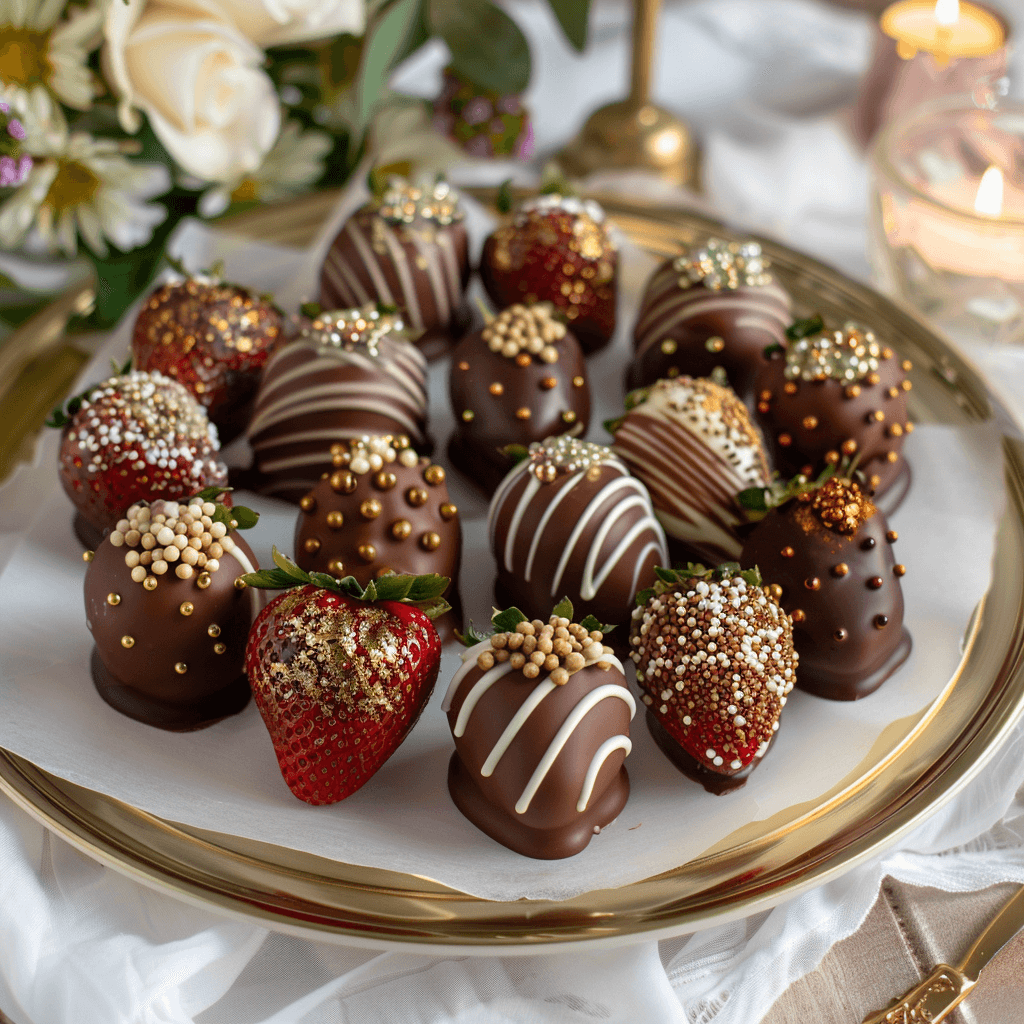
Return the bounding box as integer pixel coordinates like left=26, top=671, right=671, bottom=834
left=0, top=0, right=590, bottom=329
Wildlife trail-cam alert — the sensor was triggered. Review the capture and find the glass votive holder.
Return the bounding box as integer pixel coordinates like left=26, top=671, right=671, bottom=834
left=870, top=94, right=1024, bottom=347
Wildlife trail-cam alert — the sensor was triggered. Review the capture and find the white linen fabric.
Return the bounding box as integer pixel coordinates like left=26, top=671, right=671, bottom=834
left=5, top=0, right=1024, bottom=1021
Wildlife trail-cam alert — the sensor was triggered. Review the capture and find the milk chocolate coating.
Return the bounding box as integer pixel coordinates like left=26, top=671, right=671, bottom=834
left=294, top=457, right=460, bottom=591
left=753, top=347, right=911, bottom=499
left=84, top=533, right=258, bottom=729
left=740, top=501, right=910, bottom=700
left=490, top=455, right=667, bottom=632
left=247, top=334, right=429, bottom=503
left=627, top=263, right=792, bottom=404
left=319, top=205, right=471, bottom=358
left=447, top=328, right=590, bottom=493
left=446, top=656, right=632, bottom=859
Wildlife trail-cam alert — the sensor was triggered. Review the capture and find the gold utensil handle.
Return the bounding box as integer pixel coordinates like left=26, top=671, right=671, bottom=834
left=861, top=964, right=973, bottom=1024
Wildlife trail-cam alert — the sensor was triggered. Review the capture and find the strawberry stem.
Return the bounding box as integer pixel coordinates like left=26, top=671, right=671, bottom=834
left=636, top=563, right=763, bottom=607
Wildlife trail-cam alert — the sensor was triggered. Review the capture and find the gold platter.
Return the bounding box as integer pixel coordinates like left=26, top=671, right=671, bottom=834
left=2, top=194, right=1023, bottom=951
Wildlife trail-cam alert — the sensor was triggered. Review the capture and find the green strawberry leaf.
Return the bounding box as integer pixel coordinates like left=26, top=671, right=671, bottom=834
left=46, top=379, right=99, bottom=429
left=762, top=342, right=784, bottom=359
left=502, top=443, right=531, bottom=466
left=785, top=313, right=824, bottom=341
left=738, top=463, right=840, bottom=521
left=636, top=562, right=763, bottom=605
left=300, top=301, right=322, bottom=319
left=579, top=614, right=615, bottom=634
left=456, top=622, right=491, bottom=646
left=551, top=597, right=574, bottom=620
left=603, top=415, right=625, bottom=435
left=538, top=161, right=577, bottom=198
left=491, top=606, right=528, bottom=632
left=496, top=177, right=514, bottom=214
left=110, top=355, right=132, bottom=375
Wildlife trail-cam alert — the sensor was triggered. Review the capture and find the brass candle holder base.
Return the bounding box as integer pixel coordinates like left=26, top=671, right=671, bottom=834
left=558, top=100, right=698, bottom=188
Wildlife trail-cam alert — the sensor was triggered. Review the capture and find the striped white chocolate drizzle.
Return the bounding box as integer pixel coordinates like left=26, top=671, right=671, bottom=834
left=444, top=642, right=633, bottom=815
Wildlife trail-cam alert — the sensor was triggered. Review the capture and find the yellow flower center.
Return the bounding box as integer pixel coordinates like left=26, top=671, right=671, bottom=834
left=44, top=160, right=100, bottom=214
left=0, top=28, right=51, bottom=88
left=230, top=178, right=259, bottom=205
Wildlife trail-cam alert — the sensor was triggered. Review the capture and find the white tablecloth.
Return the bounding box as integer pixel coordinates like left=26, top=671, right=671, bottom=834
left=5, top=2, right=1024, bottom=1021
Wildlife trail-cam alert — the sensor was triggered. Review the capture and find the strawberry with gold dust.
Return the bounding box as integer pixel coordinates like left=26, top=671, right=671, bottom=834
left=243, top=551, right=449, bottom=804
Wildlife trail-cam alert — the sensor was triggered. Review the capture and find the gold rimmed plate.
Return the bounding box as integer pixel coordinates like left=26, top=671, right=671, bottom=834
left=2, top=196, right=1023, bottom=951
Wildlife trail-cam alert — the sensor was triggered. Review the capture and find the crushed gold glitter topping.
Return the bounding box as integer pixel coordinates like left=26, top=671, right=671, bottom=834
left=302, top=305, right=404, bottom=358
left=526, top=436, right=613, bottom=482
left=109, top=496, right=238, bottom=587
left=794, top=477, right=876, bottom=535
left=329, top=435, right=419, bottom=476
left=674, top=238, right=772, bottom=292
left=785, top=322, right=881, bottom=383
left=481, top=303, right=567, bottom=363
left=375, top=178, right=462, bottom=226
left=477, top=612, right=614, bottom=685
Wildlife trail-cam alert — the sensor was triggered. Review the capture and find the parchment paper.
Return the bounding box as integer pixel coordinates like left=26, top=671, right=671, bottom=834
left=0, top=202, right=1006, bottom=902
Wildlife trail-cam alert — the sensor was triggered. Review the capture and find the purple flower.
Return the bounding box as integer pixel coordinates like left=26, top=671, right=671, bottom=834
left=515, top=120, right=535, bottom=161
left=497, top=96, right=522, bottom=115
left=464, top=134, right=493, bottom=157
left=0, top=102, right=9, bottom=114
left=7, top=118, right=25, bottom=141
left=18, top=153, right=32, bottom=180
left=0, top=156, right=17, bottom=186
left=462, top=97, right=492, bottom=127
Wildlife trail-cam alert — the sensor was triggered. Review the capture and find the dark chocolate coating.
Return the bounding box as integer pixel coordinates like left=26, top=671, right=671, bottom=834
left=446, top=656, right=632, bottom=858
left=627, top=263, right=792, bottom=404
left=740, top=500, right=910, bottom=700
left=753, top=348, right=911, bottom=498
left=490, top=458, right=667, bottom=631
left=447, top=329, right=590, bottom=493
left=294, top=458, right=460, bottom=593
left=84, top=534, right=257, bottom=729
left=319, top=205, right=470, bottom=357
left=247, top=336, right=429, bottom=503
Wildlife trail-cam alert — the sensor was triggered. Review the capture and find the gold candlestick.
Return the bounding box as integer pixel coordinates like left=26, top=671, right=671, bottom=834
left=558, top=0, right=698, bottom=187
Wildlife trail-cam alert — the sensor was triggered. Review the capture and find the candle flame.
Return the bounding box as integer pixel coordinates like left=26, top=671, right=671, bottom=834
left=974, top=166, right=1004, bottom=218
left=934, top=0, right=960, bottom=26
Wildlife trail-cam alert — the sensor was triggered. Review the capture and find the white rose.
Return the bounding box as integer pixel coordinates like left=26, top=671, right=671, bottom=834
left=103, top=0, right=280, bottom=183
left=212, top=0, right=365, bottom=47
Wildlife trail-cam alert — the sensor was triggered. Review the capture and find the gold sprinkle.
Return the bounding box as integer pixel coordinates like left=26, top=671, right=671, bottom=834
left=407, top=487, right=428, bottom=507
left=440, top=503, right=458, bottom=520
left=572, top=375, right=585, bottom=388
left=358, top=543, right=376, bottom=562
left=391, top=519, right=412, bottom=540
left=778, top=433, right=792, bottom=447
left=841, top=439, right=858, bottom=455
left=489, top=382, right=504, bottom=396
left=360, top=499, right=382, bottom=519
left=660, top=339, right=678, bottom=355
left=902, top=379, right=912, bottom=391
left=143, top=577, right=157, bottom=591
left=197, top=572, right=212, bottom=589
left=887, top=450, right=899, bottom=462
left=374, top=471, right=397, bottom=490
left=768, top=583, right=783, bottom=600
left=802, top=415, right=818, bottom=430
left=121, top=635, right=135, bottom=649
left=905, top=421, right=914, bottom=433
left=174, top=662, right=188, bottom=675
left=83, top=550, right=94, bottom=562
left=540, top=376, right=557, bottom=390
left=234, top=577, right=247, bottom=590
left=893, top=564, right=906, bottom=577
left=561, top=410, right=577, bottom=424
left=299, top=494, right=316, bottom=512
left=515, top=353, right=531, bottom=368
left=760, top=390, right=773, bottom=401
left=420, top=531, right=442, bottom=551
left=832, top=563, right=849, bottom=577
left=705, top=336, right=725, bottom=353
left=781, top=546, right=794, bottom=558
left=784, top=381, right=798, bottom=395
left=871, top=410, right=885, bottom=422
left=867, top=372, right=881, bottom=385
left=901, top=359, right=913, bottom=372
left=214, top=642, right=226, bottom=654
left=791, top=609, right=806, bottom=623
left=106, top=593, right=121, bottom=606
left=461, top=409, right=475, bottom=422
left=326, top=511, right=344, bottom=528
left=868, top=576, right=884, bottom=589
left=208, top=624, right=221, bottom=638
left=179, top=601, right=194, bottom=616
left=515, top=407, right=532, bottom=420
left=328, top=558, right=345, bottom=575
left=303, top=537, right=321, bottom=554
left=424, top=465, right=445, bottom=485
left=888, top=423, right=903, bottom=437
left=804, top=577, right=821, bottom=591
left=886, top=530, right=898, bottom=542
left=845, top=384, right=861, bottom=399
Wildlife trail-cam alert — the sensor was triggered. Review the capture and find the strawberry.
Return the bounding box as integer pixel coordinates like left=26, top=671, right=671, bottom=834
left=629, top=564, right=797, bottom=792
left=242, top=550, right=449, bottom=804
left=131, top=265, right=283, bottom=441
left=51, top=368, right=228, bottom=546
left=480, top=192, right=617, bottom=354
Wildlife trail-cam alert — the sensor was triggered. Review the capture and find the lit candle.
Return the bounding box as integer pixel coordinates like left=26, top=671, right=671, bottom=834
left=880, top=0, right=1004, bottom=63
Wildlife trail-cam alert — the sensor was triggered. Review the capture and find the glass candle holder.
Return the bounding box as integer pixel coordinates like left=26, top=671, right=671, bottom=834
left=870, top=95, right=1024, bottom=346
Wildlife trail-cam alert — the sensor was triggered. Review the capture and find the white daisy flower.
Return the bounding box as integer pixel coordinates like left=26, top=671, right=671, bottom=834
left=0, top=130, right=169, bottom=257
left=198, top=119, right=331, bottom=218
left=0, top=0, right=103, bottom=111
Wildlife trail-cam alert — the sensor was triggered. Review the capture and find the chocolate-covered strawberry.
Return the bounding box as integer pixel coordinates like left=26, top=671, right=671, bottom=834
left=132, top=268, right=284, bottom=441
left=448, top=302, right=590, bottom=492
left=443, top=600, right=633, bottom=859
left=481, top=193, right=617, bottom=354
left=739, top=473, right=910, bottom=701
left=627, top=238, right=792, bottom=402
left=294, top=435, right=460, bottom=599
left=52, top=368, right=228, bottom=548
left=630, top=564, right=797, bottom=793
left=242, top=553, right=448, bottom=804
left=84, top=491, right=259, bottom=730
left=754, top=317, right=913, bottom=509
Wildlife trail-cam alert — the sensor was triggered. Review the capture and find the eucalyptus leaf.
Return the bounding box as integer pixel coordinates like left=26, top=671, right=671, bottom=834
left=356, top=0, right=423, bottom=130
left=428, top=0, right=530, bottom=94
left=545, top=0, right=590, bottom=50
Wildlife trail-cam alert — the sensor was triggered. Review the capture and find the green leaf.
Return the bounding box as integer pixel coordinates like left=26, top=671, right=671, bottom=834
left=737, top=486, right=769, bottom=513
left=456, top=621, right=491, bottom=646
left=762, top=342, right=784, bottom=359
left=545, top=0, right=590, bottom=50
left=496, top=178, right=514, bottom=214
left=110, top=355, right=132, bottom=375
left=502, top=443, right=531, bottom=466
left=192, top=485, right=232, bottom=502
left=300, top=301, right=322, bottom=319
left=579, top=614, right=615, bottom=634
left=603, top=415, right=625, bottom=435
left=785, top=314, right=824, bottom=341
left=428, top=0, right=531, bottom=94
left=491, top=606, right=528, bottom=632
left=241, top=569, right=297, bottom=589
left=356, top=0, right=423, bottom=130
left=624, top=387, right=649, bottom=411
left=272, top=547, right=310, bottom=581
left=227, top=505, right=260, bottom=530
left=551, top=597, right=574, bottom=620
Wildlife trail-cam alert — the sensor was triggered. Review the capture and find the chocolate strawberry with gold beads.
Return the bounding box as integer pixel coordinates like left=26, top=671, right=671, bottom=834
left=132, top=265, right=284, bottom=442
left=739, top=471, right=911, bottom=701
left=242, top=551, right=448, bottom=804
left=629, top=563, right=797, bottom=794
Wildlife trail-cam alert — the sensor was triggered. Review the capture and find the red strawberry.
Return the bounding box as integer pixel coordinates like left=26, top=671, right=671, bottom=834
left=132, top=269, right=283, bottom=441
left=480, top=193, right=617, bottom=354
left=629, top=564, right=797, bottom=793
left=53, top=368, right=228, bottom=546
left=242, top=551, right=449, bottom=804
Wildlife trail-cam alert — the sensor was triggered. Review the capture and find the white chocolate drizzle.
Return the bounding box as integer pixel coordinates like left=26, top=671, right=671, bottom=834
left=577, top=736, right=632, bottom=812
